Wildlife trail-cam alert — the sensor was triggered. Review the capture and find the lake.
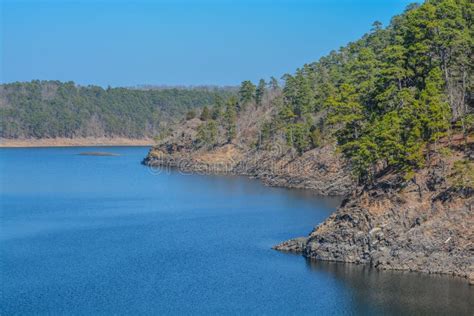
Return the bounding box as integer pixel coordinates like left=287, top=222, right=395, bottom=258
left=1, top=147, right=472, bottom=315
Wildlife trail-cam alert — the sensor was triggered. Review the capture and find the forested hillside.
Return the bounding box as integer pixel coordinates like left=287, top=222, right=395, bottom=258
left=0, top=81, right=235, bottom=139
left=159, top=0, right=472, bottom=183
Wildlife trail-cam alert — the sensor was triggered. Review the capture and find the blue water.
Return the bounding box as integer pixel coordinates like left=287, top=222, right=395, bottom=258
left=1, top=147, right=472, bottom=315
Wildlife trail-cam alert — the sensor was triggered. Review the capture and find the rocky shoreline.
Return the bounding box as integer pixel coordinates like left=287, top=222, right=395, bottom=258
left=143, top=143, right=355, bottom=196
left=143, top=139, right=473, bottom=283
left=273, top=142, right=474, bottom=283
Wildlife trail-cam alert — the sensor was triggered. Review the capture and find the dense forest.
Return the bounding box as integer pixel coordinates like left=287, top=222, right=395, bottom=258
left=188, top=0, right=472, bottom=183
left=0, top=81, right=235, bottom=139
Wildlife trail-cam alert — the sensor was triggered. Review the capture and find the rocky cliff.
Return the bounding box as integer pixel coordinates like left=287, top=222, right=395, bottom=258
left=275, top=139, right=473, bottom=281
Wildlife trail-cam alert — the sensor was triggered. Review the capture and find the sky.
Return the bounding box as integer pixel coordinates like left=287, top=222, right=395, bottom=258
left=1, top=0, right=417, bottom=87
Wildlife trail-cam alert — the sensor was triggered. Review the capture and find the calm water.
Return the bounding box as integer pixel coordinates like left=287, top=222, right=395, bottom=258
left=1, top=147, right=472, bottom=315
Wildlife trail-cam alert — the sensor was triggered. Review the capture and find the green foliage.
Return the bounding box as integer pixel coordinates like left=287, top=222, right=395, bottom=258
left=200, top=106, right=211, bottom=121
left=309, top=126, right=322, bottom=148
left=269, top=77, right=280, bottom=91
left=270, top=0, right=471, bottom=181
left=326, top=83, right=365, bottom=140
left=0, top=81, right=235, bottom=138
left=282, top=68, right=315, bottom=118
left=186, top=110, right=197, bottom=120
left=417, top=68, right=451, bottom=142
left=153, top=127, right=173, bottom=143
left=451, top=159, right=474, bottom=190
left=285, top=123, right=310, bottom=154
left=238, top=80, right=256, bottom=109
left=259, top=121, right=272, bottom=146
left=210, top=95, right=224, bottom=120
left=224, top=97, right=238, bottom=142
left=196, top=120, right=218, bottom=148
left=255, top=79, right=266, bottom=106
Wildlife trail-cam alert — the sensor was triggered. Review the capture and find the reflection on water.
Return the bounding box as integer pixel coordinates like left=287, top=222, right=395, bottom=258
left=306, top=259, right=474, bottom=315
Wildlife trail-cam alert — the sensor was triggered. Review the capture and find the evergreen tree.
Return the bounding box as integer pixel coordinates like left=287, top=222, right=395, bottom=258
left=200, top=106, right=211, bottom=121
left=224, top=97, right=238, bottom=142
left=255, top=79, right=266, bottom=106
left=269, top=77, right=280, bottom=91
left=238, top=81, right=256, bottom=109
left=196, top=120, right=218, bottom=148
left=285, top=123, right=310, bottom=154
left=326, top=83, right=365, bottom=141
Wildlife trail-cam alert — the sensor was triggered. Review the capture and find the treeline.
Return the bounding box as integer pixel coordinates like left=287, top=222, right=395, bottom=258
left=0, top=80, right=235, bottom=139
left=192, top=0, right=472, bottom=182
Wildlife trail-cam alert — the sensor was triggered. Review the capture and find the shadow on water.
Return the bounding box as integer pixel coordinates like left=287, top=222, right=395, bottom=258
left=175, top=170, right=344, bottom=207
left=305, top=259, right=474, bottom=315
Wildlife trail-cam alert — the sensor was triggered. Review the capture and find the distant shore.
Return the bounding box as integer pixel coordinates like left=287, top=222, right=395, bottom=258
left=0, top=137, right=154, bottom=148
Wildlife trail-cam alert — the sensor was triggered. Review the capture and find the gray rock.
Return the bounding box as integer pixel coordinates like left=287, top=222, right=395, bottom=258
left=273, top=237, right=308, bottom=253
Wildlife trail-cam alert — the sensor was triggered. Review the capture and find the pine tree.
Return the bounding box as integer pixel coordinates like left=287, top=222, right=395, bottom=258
left=224, top=97, right=237, bottom=142
left=196, top=120, right=218, bottom=148
left=326, top=83, right=365, bottom=142
left=269, top=77, right=280, bottom=91
left=418, top=68, right=451, bottom=143
left=238, top=81, right=256, bottom=109
left=255, top=79, right=266, bottom=106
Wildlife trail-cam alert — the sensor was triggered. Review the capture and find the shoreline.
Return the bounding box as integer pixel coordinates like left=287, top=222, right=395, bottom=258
left=0, top=137, right=154, bottom=148
left=143, top=145, right=473, bottom=283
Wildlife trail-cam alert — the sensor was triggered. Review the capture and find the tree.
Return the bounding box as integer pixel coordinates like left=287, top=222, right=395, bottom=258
left=211, top=95, right=224, bottom=120
left=224, top=97, right=238, bottom=142
left=285, top=123, right=310, bottom=154
left=200, top=106, right=211, bottom=121
left=269, top=77, right=280, bottom=91
left=371, top=20, right=383, bottom=32
left=0, top=80, right=234, bottom=139
left=211, top=106, right=221, bottom=120
left=418, top=68, right=451, bottom=144
left=238, top=80, right=256, bottom=108
left=309, top=126, right=322, bottom=148
left=196, top=120, right=218, bottom=148
left=255, top=79, right=266, bottom=106
left=326, top=83, right=365, bottom=142
left=186, top=110, right=197, bottom=120
left=279, top=105, right=296, bottom=122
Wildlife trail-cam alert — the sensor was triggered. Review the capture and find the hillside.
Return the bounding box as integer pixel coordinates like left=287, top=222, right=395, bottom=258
left=143, top=0, right=473, bottom=280
left=275, top=136, right=473, bottom=280
left=0, top=80, right=235, bottom=140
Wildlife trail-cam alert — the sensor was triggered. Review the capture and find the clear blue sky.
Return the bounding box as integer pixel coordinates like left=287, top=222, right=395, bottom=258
left=1, top=0, right=416, bottom=87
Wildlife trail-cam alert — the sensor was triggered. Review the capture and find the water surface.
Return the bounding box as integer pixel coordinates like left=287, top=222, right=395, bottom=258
left=1, top=147, right=472, bottom=315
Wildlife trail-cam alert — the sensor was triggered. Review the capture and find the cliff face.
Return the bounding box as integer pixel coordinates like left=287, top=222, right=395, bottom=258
left=275, top=142, right=474, bottom=280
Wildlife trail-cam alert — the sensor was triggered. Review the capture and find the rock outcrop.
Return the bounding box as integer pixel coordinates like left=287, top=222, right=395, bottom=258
left=275, top=145, right=474, bottom=280
left=143, top=142, right=354, bottom=196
